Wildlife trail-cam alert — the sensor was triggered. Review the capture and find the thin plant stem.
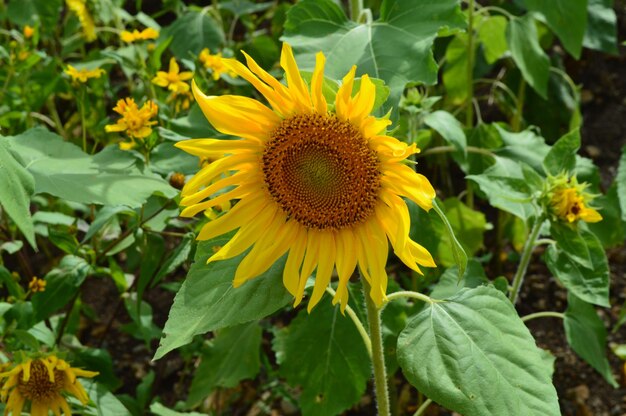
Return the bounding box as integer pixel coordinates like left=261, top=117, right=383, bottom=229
left=465, top=0, right=476, bottom=127
left=521, top=311, right=565, bottom=322
left=79, top=87, right=87, bottom=152
left=384, top=290, right=435, bottom=305
left=413, top=398, right=433, bottom=416
left=325, top=286, right=372, bottom=357
left=509, top=216, right=545, bottom=304
left=511, top=78, right=526, bottom=132
left=362, top=278, right=390, bottom=416
left=350, top=0, right=363, bottom=22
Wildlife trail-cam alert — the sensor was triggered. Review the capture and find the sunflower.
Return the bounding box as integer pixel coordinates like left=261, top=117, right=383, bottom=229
left=176, top=43, right=436, bottom=311
left=549, top=176, right=602, bottom=224
left=0, top=355, right=98, bottom=415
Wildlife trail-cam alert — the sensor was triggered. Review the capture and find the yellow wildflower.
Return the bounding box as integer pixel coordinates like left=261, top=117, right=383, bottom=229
left=65, top=0, right=97, bottom=42
left=199, top=48, right=238, bottom=80
left=0, top=355, right=98, bottom=415
left=167, top=89, right=193, bottom=113
left=152, top=58, right=194, bottom=93
left=105, top=98, right=159, bottom=148
left=549, top=177, right=602, bottom=224
left=120, top=27, right=159, bottom=43
left=64, top=64, right=105, bottom=83
left=23, top=26, right=34, bottom=39
left=28, top=277, right=46, bottom=293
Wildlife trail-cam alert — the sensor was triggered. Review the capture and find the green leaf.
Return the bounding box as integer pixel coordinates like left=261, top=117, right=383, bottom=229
left=564, top=294, right=618, bottom=387
left=434, top=198, right=486, bottom=268
left=0, top=140, right=36, bottom=248
left=550, top=222, right=592, bottom=268
left=429, top=260, right=488, bottom=300
left=478, top=15, right=508, bottom=64
left=507, top=15, right=550, bottom=98
left=6, top=128, right=177, bottom=207
left=282, top=0, right=465, bottom=116
left=154, top=236, right=292, bottom=360
left=545, top=226, right=609, bottom=307
left=31, top=255, right=91, bottom=321
left=274, top=296, right=370, bottom=416
left=150, top=402, right=206, bottom=416
left=467, top=157, right=540, bottom=221
left=587, top=184, right=625, bottom=248
left=524, top=0, right=588, bottom=59
left=542, top=128, right=581, bottom=176
left=161, top=11, right=224, bottom=60
left=397, top=286, right=560, bottom=416
left=423, top=111, right=467, bottom=154
left=617, top=146, right=626, bottom=221
left=0, top=266, right=25, bottom=299
left=431, top=199, right=468, bottom=277
left=583, top=0, right=618, bottom=53
left=83, top=380, right=132, bottom=416
left=121, top=296, right=161, bottom=344
left=151, top=235, right=193, bottom=288
left=187, top=322, right=262, bottom=406
left=495, top=125, right=550, bottom=174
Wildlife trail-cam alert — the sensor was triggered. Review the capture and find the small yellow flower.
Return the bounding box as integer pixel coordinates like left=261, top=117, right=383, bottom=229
left=152, top=58, right=194, bottom=93
left=64, top=64, right=105, bottom=83
left=549, top=177, right=602, bottom=224
left=167, top=89, right=194, bottom=113
left=105, top=98, right=159, bottom=147
left=0, top=355, right=98, bottom=415
left=198, top=48, right=238, bottom=80
left=120, top=27, right=159, bottom=43
left=23, top=25, right=34, bottom=39
left=28, top=277, right=46, bottom=293
left=65, top=0, right=97, bottom=42
left=17, top=50, right=30, bottom=61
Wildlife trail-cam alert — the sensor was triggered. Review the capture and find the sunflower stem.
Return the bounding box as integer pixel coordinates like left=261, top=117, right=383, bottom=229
left=521, top=311, right=565, bottom=323
left=509, top=215, right=545, bottom=304
left=362, top=279, right=391, bottom=416
left=349, top=0, right=363, bottom=22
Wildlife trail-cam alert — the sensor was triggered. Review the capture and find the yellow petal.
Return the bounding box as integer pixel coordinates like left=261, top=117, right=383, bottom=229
left=283, top=226, right=308, bottom=296
left=196, top=195, right=268, bottom=241
left=181, top=170, right=256, bottom=207
left=307, top=231, right=335, bottom=312
left=348, top=74, right=376, bottom=125
left=280, top=43, right=311, bottom=111
left=175, top=138, right=262, bottom=158
left=310, top=52, right=327, bottom=113
left=294, top=229, right=320, bottom=307
left=192, top=81, right=281, bottom=141
left=335, top=65, right=357, bottom=121
left=180, top=182, right=252, bottom=217
left=180, top=153, right=258, bottom=197
left=332, top=228, right=357, bottom=312
left=581, top=207, right=602, bottom=223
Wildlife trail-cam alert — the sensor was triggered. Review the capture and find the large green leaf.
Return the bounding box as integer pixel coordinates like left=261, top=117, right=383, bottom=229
left=423, top=110, right=467, bottom=154
left=160, top=11, right=225, bottom=60
left=0, top=140, right=36, bottom=248
left=467, top=157, right=540, bottom=221
left=273, top=296, right=370, bottom=416
left=31, top=255, right=91, bottom=321
left=187, top=322, right=262, bottom=406
left=397, top=286, right=560, bottom=416
left=523, top=0, right=588, bottom=59
left=477, top=15, right=508, bottom=64
left=564, top=294, right=618, bottom=387
left=542, top=128, right=580, bottom=176
left=154, top=236, right=292, bottom=360
left=433, top=198, right=484, bottom=268
left=442, top=32, right=469, bottom=106
left=545, top=226, right=609, bottom=307
left=6, top=128, right=176, bottom=207
left=507, top=15, right=550, bottom=98
left=583, top=0, right=618, bottom=53
left=282, top=0, right=465, bottom=115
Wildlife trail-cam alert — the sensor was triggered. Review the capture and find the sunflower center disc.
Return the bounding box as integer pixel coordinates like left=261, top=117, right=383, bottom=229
left=17, top=360, right=65, bottom=401
left=262, top=113, right=381, bottom=230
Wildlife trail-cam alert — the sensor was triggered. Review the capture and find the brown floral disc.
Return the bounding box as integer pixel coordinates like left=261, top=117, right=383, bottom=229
left=262, top=113, right=381, bottom=230
left=17, top=360, right=65, bottom=401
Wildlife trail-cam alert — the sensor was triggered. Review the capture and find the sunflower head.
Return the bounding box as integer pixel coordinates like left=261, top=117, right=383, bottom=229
left=0, top=354, right=98, bottom=416
left=547, top=174, right=602, bottom=224
left=175, top=43, right=436, bottom=311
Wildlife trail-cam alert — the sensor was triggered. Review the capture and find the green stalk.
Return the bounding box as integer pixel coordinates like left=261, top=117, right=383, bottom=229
left=509, top=216, right=545, bottom=304
left=465, top=0, right=476, bottom=127
left=80, top=86, right=87, bottom=152
left=521, top=311, right=565, bottom=322
left=362, top=278, right=390, bottom=416
left=350, top=0, right=363, bottom=22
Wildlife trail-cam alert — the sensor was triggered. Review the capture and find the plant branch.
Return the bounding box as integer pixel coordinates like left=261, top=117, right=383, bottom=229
left=509, top=216, right=545, bottom=304
left=325, top=286, right=372, bottom=357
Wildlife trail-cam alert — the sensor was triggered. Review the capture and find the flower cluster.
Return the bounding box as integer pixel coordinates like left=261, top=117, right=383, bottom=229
left=105, top=98, right=158, bottom=149
left=0, top=354, right=98, bottom=415
left=28, top=277, right=46, bottom=293
left=120, top=27, right=159, bottom=43
left=199, top=48, right=238, bottom=80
